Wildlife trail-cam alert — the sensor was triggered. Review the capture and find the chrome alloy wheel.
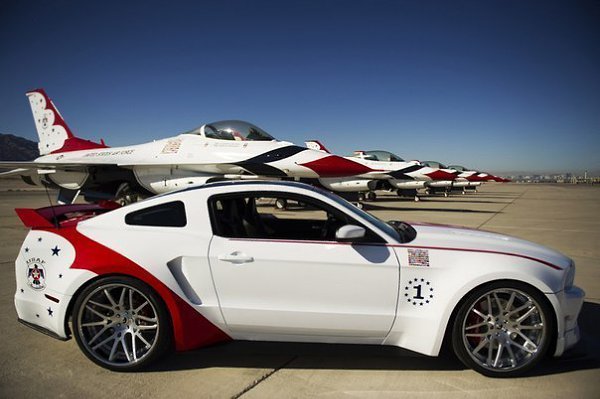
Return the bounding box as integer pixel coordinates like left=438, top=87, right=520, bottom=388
left=76, top=283, right=160, bottom=367
left=461, top=288, right=548, bottom=373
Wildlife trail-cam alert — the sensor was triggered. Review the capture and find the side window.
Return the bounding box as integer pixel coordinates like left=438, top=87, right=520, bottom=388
left=125, top=201, right=187, bottom=227
left=209, top=193, right=384, bottom=243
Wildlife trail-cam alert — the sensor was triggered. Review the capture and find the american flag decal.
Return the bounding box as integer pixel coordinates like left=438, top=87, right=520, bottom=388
left=408, top=248, right=430, bottom=267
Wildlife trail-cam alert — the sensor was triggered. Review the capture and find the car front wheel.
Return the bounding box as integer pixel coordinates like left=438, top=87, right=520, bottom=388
left=452, top=281, right=554, bottom=377
left=72, top=276, right=171, bottom=371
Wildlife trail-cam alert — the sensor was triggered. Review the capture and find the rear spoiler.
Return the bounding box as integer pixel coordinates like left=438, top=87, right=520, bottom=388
left=15, top=202, right=121, bottom=228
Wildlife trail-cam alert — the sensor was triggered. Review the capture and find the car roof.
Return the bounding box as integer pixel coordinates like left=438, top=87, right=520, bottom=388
left=155, top=180, right=319, bottom=199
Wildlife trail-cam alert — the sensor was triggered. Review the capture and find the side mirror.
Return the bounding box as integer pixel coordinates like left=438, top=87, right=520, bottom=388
left=335, top=224, right=365, bottom=242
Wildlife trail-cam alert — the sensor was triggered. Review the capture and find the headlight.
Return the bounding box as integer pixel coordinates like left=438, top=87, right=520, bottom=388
left=564, top=259, right=575, bottom=289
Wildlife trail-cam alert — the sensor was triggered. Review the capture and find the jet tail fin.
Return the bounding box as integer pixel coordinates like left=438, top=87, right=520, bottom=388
left=26, top=88, right=108, bottom=155
left=305, top=140, right=331, bottom=154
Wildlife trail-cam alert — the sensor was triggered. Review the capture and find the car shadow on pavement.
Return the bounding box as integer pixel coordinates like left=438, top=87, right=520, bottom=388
left=145, top=301, right=599, bottom=377
left=528, top=301, right=600, bottom=377
left=149, top=340, right=465, bottom=373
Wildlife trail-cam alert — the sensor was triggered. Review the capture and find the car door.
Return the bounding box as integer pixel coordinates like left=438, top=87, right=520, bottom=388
left=207, top=191, right=400, bottom=341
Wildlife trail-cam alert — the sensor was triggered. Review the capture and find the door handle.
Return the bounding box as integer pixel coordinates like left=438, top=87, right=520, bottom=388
left=218, top=252, right=254, bottom=264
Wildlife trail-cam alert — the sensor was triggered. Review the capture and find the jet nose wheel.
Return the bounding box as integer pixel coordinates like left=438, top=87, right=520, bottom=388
left=115, top=183, right=141, bottom=205
left=275, top=198, right=288, bottom=210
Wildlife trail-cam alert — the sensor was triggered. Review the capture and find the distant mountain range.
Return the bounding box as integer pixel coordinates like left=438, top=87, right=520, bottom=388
left=0, top=134, right=38, bottom=161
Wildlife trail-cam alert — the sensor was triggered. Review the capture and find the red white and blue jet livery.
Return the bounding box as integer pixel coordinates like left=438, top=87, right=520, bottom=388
left=15, top=180, right=583, bottom=377
left=0, top=89, right=376, bottom=203
left=305, top=142, right=459, bottom=200
left=447, top=164, right=511, bottom=183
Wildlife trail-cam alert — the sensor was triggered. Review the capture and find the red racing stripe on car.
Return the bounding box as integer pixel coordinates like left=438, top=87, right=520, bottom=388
left=392, top=244, right=563, bottom=270
left=47, top=226, right=231, bottom=351
left=227, top=238, right=562, bottom=270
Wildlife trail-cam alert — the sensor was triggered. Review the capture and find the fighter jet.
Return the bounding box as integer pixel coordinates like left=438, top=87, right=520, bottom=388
left=0, top=89, right=376, bottom=203
left=420, top=162, right=508, bottom=195
left=304, top=141, right=458, bottom=202
left=421, top=161, right=472, bottom=197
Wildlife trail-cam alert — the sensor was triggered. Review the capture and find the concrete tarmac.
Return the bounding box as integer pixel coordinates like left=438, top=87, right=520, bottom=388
left=0, top=183, right=598, bottom=398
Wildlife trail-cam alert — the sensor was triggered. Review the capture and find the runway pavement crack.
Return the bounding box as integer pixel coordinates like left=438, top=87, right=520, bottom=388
left=231, top=355, right=298, bottom=399
left=476, top=189, right=528, bottom=230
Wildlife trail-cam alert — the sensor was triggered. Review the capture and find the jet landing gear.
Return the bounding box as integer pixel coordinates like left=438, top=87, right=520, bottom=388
left=115, top=183, right=143, bottom=205
left=275, top=198, right=288, bottom=210
left=357, top=191, right=377, bottom=202
left=353, top=191, right=377, bottom=209
left=397, top=189, right=420, bottom=202
left=426, top=187, right=451, bottom=197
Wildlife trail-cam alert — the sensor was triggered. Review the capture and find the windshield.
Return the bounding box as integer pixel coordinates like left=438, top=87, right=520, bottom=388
left=202, top=120, right=275, bottom=141
left=311, top=185, right=402, bottom=242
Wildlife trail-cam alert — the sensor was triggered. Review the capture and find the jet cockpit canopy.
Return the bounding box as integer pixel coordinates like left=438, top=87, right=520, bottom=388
left=351, top=150, right=405, bottom=162
left=421, top=160, right=449, bottom=169
left=188, top=120, right=276, bottom=141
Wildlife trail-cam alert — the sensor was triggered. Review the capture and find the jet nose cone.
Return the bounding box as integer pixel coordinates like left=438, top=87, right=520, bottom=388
left=300, top=155, right=375, bottom=177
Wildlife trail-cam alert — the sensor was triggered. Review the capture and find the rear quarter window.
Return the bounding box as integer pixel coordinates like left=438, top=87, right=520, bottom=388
left=125, top=201, right=187, bottom=227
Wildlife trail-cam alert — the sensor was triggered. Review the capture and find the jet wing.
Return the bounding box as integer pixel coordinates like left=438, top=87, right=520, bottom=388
left=0, top=161, right=93, bottom=170
left=0, top=168, right=35, bottom=177
left=0, top=161, right=246, bottom=180
left=0, top=162, right=120, bottom=178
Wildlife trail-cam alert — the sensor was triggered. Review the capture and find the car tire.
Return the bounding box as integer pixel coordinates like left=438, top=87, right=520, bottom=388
left=72, top=276, right=172, bottom=371
left=451, top=280, right=554, bottom=377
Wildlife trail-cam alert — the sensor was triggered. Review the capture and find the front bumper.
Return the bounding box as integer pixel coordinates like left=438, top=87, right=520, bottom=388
left=549, top=285, right=585, bottom=356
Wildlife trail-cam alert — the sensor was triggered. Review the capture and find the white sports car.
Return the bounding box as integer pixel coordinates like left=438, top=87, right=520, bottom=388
left=14, top=181, right=584, bottom=377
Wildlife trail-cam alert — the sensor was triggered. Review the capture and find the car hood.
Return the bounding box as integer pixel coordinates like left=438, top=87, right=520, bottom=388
left=407, top=222, right=571, bottom=270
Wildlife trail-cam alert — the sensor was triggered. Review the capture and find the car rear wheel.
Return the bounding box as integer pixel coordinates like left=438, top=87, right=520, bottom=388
left=452, top=281, right=554, bottom=377
left=72, top=276, right=171, bottom=371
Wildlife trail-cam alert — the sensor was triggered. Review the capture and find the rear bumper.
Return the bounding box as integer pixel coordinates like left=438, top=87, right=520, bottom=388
left=15, top=289, right=72, bottom=339
left=18, top=318, right=70, bottom=341
left=550, top=285, right=585, bottom=356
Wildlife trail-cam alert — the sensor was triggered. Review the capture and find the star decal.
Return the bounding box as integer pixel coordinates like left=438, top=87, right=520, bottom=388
left=47, top=307, right=53, bottom=317
left=38, top=237, right=42, bottom=242
left=51, top=245, right=61, bottom=256
left=24, top=247, right=29, bottom=253
left=58, top=274, right=63, bottom=279
left=20, top=289, right=24, bottom=293
left=404, top=278, right=434, bottom=307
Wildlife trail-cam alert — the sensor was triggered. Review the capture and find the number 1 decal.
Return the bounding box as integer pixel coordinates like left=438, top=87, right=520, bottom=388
left=404, top=278, right=434, bottom=307
left=413, top=284, right=424, bottom=300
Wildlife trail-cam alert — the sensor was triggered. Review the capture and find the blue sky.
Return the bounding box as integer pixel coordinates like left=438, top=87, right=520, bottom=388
left=1, top=0, right=598, bottom=173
